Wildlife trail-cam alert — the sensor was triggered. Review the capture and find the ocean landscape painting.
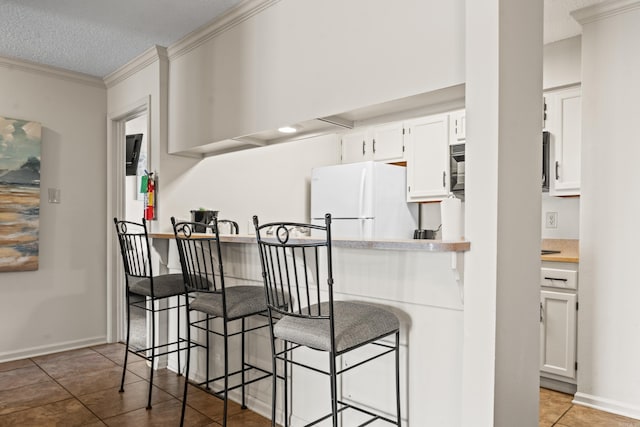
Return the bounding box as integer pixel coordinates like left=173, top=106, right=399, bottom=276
left=0, top=116, right=41, bottom=272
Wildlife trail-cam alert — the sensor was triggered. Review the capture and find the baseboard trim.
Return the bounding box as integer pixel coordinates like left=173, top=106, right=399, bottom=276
left=0, top=336, right=108, bottom=363
left=573, top=392, right=640, bottom=420
left=540, top=377, right=577, bottom=395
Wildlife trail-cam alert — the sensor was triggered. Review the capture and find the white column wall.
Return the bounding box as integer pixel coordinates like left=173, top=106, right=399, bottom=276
left=574, top=1, right=640, bottom=419
left=0, top=61, right=108, bottom=360
left=463, top=0, right=542, bottom=425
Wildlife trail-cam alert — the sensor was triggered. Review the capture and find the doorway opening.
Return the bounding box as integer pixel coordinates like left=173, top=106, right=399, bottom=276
left=106, top=96, right=150, bottom=345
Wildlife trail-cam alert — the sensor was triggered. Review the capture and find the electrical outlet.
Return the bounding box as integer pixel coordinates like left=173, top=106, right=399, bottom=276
left=545, top=212, right=558, bottom=229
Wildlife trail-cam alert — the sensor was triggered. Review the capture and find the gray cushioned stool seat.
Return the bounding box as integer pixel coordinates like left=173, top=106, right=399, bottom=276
left=190, top=285, right=267, bottom=320
left=129, top=273, right=185, bottom=298
left=274, top=301, right=399, bottom=353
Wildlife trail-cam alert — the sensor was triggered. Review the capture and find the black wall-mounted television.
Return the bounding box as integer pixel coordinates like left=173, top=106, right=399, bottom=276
left=125, top=133, right=143, bottom=176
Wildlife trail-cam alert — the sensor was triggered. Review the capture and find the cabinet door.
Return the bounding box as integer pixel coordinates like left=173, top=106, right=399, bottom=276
left=341, top=130, right=371, bottom=164
left=549, top=87, right=581, bottom=195
left=406, top=114, right=450, bottom=201
left=540, top=290, right=577, bottom=379
left=371, top=122, right=404, bottom=162
left=449, top=109, right=466, bottom=144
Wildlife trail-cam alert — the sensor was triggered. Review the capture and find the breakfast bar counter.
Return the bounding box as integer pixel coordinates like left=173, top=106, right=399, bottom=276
left=149, top=232, right=470, bottom=252
left=149, top=232, right=469, bottom=425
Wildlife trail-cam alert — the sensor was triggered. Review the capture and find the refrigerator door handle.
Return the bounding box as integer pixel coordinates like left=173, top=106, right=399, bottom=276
left=358, top=168, right=367, bottom=218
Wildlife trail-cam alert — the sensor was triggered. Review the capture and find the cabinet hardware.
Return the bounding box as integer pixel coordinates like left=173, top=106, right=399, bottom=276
left=408, top=186, right=411, bottom=192
left=362, top=140, right=365, bottom=156
left=442, top=171, right=446, bottom=187
left=373, top=138, right=376, bottom=154
left=576, top=301, right=579, bottom=311
left=575, top=361, right=578, bottom=371
left=402, top=145, right=405, bottom=153
left=555, top=161, right=560, bottom=180
left=540, top=302, right=543, bottom=322
left=544, top=277, right=567, bottom=282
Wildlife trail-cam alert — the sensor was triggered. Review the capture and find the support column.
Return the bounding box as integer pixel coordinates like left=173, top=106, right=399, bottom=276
left=463, top=1, right=543, bottom=426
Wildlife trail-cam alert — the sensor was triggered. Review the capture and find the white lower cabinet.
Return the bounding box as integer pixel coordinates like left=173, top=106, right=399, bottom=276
left=540, top=290, right=577, bottom=378
left=540, top=263, right=578, bottom=384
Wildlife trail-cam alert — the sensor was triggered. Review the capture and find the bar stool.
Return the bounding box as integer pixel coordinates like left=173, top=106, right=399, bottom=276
left=171, top=217, right=272, bottom=427
left=113, top=218, right=187, bottom=409
left=253, top=213, right=402, bottom=426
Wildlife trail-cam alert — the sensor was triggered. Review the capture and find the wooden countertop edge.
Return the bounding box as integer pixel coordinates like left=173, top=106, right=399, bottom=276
left=541, top=254, right=579, bottom=263
left=149, top=233, right=471, bottom=252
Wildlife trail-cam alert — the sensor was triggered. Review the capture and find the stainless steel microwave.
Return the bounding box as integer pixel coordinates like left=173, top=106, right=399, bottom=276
left=451, top=132, right=548, bottom=196
left=450, top=143, right=465, bottom=197
left=542, top=131, right=550, bottom=191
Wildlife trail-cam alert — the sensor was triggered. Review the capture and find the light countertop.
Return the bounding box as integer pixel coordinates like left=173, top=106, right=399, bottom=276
left=149, top=233, right=470, bottom=253
left=541, top=239, right=579, bottom=263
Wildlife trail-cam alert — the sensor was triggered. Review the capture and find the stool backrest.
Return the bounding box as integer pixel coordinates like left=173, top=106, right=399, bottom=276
left=213, top=219, right=239, bottom=235
left=253, top=214, right=334, bottom=320
left=171, top=217, right=225, bottom=296
left=113, top=218, right=153, bottom=280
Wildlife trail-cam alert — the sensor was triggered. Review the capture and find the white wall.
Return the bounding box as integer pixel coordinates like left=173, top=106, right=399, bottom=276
left=158, top=134, right=340, bottom=233
left=543, top=36, right=581, bottom=90
left=463, top=0, right=543, bottom=425
left=574, top=1, right=640, bottom=419
left=0, top=59, right=108, bottom=361
left=168, top=0, right=465, bottom=152
left=541, top=194, right=580, bottom=239
left=541, top=36, right=581, bottom=240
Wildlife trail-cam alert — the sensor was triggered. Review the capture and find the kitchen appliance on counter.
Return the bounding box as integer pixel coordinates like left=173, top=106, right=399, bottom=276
left=311, top=161, right=418, bottom=239
left=190, top=209, right=218, bottom=232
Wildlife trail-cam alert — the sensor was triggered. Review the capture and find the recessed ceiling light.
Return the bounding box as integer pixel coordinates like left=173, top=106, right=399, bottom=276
left=278, top=126, right=297, bottom=134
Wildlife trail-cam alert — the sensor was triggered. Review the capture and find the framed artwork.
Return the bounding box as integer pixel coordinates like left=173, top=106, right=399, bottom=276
left=0, top=116, right=41, bottom=272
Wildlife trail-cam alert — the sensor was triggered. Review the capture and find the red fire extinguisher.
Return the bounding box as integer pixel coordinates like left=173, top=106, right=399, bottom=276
left=144, top=172, right=156, bottom=220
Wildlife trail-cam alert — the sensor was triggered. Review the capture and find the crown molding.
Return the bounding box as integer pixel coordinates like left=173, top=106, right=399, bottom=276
left=104, top=45, right=169, bottom=89
left=571, top=0, right=640, bottom=25
left=167, top=0, right=281, bottom=61
left=0, top=55, right=105, bottom=89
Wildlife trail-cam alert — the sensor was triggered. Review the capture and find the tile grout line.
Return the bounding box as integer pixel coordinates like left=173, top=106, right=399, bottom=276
left=29, top=353, right=107, bottom=423
left=94, top=343, right=220, bottom=425
left=551, top=403, right=574, bottom=426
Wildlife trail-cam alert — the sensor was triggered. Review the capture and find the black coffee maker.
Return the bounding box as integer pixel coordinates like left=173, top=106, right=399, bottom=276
left=190, top=210, right=218, bottom=232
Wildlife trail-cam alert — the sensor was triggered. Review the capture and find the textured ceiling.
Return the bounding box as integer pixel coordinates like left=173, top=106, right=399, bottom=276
left=0, top=0, right=242, bottom=78
left=0, top=0, right=608, bottom=79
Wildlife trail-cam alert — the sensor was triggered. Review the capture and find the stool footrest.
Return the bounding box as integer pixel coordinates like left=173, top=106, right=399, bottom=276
left=189, top=363, right=271, bottom=399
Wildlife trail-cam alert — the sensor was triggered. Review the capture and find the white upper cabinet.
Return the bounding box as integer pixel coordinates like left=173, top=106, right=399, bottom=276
left=341, top=130, right=371, bottom=163
left=371, top=122, right=405, bottom=162
left=405, top=114, right=451, bottom=202
left=449, top=109, right=466, bottom=144
left=341, top=121, right=405, bottom=164
left=546, top=86, right=581, bottom=196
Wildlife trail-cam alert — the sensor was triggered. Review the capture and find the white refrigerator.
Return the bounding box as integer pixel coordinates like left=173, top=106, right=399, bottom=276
left=311, top=161, right=418, bottom=239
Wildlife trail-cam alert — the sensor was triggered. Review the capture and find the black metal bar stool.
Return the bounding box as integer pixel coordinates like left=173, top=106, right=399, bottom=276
left=253, top=213, right=402, bottom=426
left=171, top=216, right=272, bottom=427
left=113, top=218, right=187, bottom=409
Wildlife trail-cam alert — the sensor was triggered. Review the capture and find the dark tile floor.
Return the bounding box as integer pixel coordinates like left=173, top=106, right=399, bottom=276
left=0, top=343, right=271, bottom=426
left=1, top=343, right=639, bottom=426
